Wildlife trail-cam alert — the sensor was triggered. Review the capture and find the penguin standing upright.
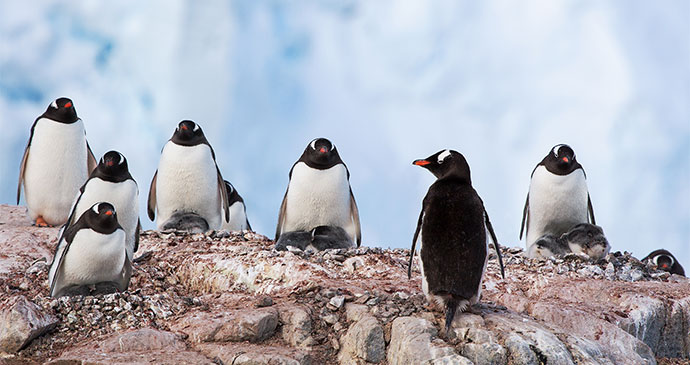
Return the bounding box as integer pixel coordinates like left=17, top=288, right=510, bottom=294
left=408, top=149, right=505, bottom=336
left=147, top=120, right=229, bottom=231
left=17, top=97, right=97, bottom=226
left=275, top=138, right=361, bottom=247
left=221, top=180, right=251, bottom=232
left=63, top=151, right=140, bottom=261
left=520, top=144, right=596, bottom=258
left=49, top=202, right=129, bottom=297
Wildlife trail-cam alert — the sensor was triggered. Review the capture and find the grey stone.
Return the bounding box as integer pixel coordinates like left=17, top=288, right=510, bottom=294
left=279, top=306, right=314, bottom=348
left=338, top=316, right=385, bottom=364
left=564, top=335, right=615, bottom=365
left=172, top=307, right=278, bottom=343
left=345, top=303, right=369, bottom=323
left=387, top=316, right=472, bottom=365
left=329, top=296, right=346, bottom=310
left=461, top=342, right=506, bottom=365
left=0, top=295, right=58, bottom=353
left=100, top=328, right=185, bottom=352
left=504, top=333, right=539, bottom=365
left=618, top=295, right=666, bottom=353
left=198, top=343, right=311, bottom=365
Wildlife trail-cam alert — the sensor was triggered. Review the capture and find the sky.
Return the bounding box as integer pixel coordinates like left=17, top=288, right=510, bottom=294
left=1, top=1, right=688, bottom=269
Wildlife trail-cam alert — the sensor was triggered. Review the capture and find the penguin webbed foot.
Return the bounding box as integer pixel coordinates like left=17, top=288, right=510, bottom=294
left=34, top=216, right=53, bottom=227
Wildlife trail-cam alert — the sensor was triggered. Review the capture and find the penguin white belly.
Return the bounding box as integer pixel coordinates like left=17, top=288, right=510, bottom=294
left=283, top=163, right=353, bottom=241
left=222, top=202, right=248, bottom=231
left=526, top=167, right=589, bottom=248
left=156, top=143, right=222, bottom=230
left=71, top=179, right=139, bottom=260
left=23, top=119, right=89, bottom=225
left=59, top=229, right=126, bottom=286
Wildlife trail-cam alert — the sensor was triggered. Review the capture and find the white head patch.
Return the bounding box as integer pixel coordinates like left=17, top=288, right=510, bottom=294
left=309, top=139, right=317, bottom=150
left=91, top=203, right=101, bottom=214
left=193, top=123, right=200, bottom=132
left=437, top=150, right=451, bottom=164
left=50, top=100, right=58, bottom=109
left=118, top=152, right=126, bottom=165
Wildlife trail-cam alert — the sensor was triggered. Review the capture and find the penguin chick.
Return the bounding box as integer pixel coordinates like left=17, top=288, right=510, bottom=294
left=561, top=223, right=610, bottom=260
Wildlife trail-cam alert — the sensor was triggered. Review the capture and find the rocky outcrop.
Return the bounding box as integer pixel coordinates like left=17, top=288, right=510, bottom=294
left=0, top=204, right=688, bottom=364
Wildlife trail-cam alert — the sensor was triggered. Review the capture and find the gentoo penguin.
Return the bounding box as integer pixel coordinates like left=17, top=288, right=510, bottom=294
left=642, top=249, right=685, bottom=276
left=49, top=202, right=130, bottom=298
left=520, top=144, right=595, bottom=258
left=275, top=225, right=352, bottom=252
left=408, top=149, right=505, bottom=336
left=528, top=234, right=570, bottom=258
left=561, top=223, right=610, bottom=260
left=161, top=211, right=209, bottom=233
left=275, top=138, right=361, bottom=247
left=147, top=120, right=229, bottom=231
left=62, top=151, right=140, bottom=261
left=17, top=97, right=97, bottom=226
left=221, top=180, right=251, bottom=232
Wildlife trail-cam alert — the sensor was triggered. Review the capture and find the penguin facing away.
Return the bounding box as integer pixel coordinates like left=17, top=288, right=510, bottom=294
left=408, top=149, right=505, bottom=336
left=17, top=97, right=98, bottom=227
left=520, top=144, right=595, bottom=257
left=275, top=138, right=361, bottom=247
left=147, top=120, right=229, bottom=231
left=62, top=151, right=140, bottom=261
left=221, top=180, right=252, bottom=232
left=642, top=249, right=685, bottom=277
left=49, top=202, right=130, bottom=298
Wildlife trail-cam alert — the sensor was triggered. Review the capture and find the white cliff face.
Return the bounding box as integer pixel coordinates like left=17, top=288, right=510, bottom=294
left=0, top=204, right=689, bottom=363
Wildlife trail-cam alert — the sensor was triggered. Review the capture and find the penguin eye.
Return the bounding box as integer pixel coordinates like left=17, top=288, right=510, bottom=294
left=50, top=100, right=58, bottom=109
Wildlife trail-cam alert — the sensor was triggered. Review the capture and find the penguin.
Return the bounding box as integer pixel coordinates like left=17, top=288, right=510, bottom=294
left=17, top=97, right=97, bottom=227
left=62, top=151, right=140, bottom=261
left=561, top=223, right=610, bottom=260
left=275, top=225, right=352, bottom=252
left=528, top=234, right=570, bottom=258
left=642, top=249, right=685, bottom=276
left=161, top=211, right=209, bottom=233
left=520, top=144, right=596, bottom=258
left=221, top=180, right=251, bottom=232
left=408, top=149, right=505, bottom=336
left=147, top=120, right=229, bottom=231
left=48, top=202, right=130, bottom=298
left=275, top=138, right=361, bottom=247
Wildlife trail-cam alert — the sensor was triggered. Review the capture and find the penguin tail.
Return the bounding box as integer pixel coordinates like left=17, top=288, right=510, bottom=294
left=444, top=296, right=460, bottom=338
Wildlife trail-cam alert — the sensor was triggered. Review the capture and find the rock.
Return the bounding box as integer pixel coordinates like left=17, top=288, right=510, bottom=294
left=504, top=333, right=539, bottom=365
left=172, top=307, right=278, bottom=343
left=329, top=296, right=346, bottom=310
left=345, top=303, right=369, bottom=323
left=279, top=305, right=314, bottom=348
left=197, top=343, right=311, bottom=365
left=256, top=295, right=274, bottom=307
left=100, top=328, right=185, bottom=352
left=338, top=315, right=385, bottom=364
left=344, top=257, right=365, bottom=273
left=387, top=316, right=472, bottom=365
left=461, top=342, right=507, bottom=365
left=0, top=295, right=57, bottom=353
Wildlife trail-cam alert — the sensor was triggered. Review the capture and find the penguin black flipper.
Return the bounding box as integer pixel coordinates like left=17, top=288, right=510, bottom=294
left=349, top=187, right=362, bottom=247
left=408, top=208, right=424, bottom=279
left=484, top=208, right=505, bottom=279
left=519, top=194, right=529, bottom=240
left=147, top=171, right=158, bottom=221
left=275, top=188, right=289, bottom=240
left=216, top=166, right=230, bottom=223
left=134, top=219, right=141, bottom=253
left=587, top=194, right=596, bottom=225
left=87, top=142, right=97, bottom=174
left=16, top=142, right=30, bottom=204
left=49, top=222, right=81, bottom=296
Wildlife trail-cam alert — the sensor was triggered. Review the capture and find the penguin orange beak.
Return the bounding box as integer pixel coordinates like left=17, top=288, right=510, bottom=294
left=105, top=210, right=113, bottom=216
left=64, top=101, right=72, bottom=108
left=105, top=160, right=114, bottom=167
left=181, top=125, right=188, bottom=130
left=661, top=263, right=669, bottom=269
left=562, top=157, right=569, bottom=163
left=319, top=147, right=327, bottom=153
left=413, top=159, right=431, bottom=166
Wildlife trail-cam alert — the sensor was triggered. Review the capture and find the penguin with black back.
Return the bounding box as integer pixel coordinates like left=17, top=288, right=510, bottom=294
left=63, top=151, right=140, bottom=261
left=148, top=120, right=229, bottom=231
left=17, top=97, right=97, bottom=227
left=48, top=202, right=129, bottom=297
left=408, top=149, right=505, bottom=337
left=643, top=249, right=685, bottom=276
left=520, top=144, right=596, bottom=258
left=221, top=180, right=251, bottom=231
left=275, top=138, right=361, bottom=248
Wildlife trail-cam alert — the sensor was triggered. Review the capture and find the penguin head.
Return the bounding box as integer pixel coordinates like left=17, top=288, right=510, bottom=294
left=43, top=97, right=78, bottom=124
left=302, top=138, right=342, bottom=167
left=643, top=249, right=685, bottom=276
left=224, top=180, right=244, bottom=204
left=413, top=149, right=471, bottom=183
left=85, top=202, right=120, bottom=234
left=172, top=120, right=206, bottom=145
left=543, top=144, right=579, bottom=174
left=97, top=150, right=129, bottom=178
